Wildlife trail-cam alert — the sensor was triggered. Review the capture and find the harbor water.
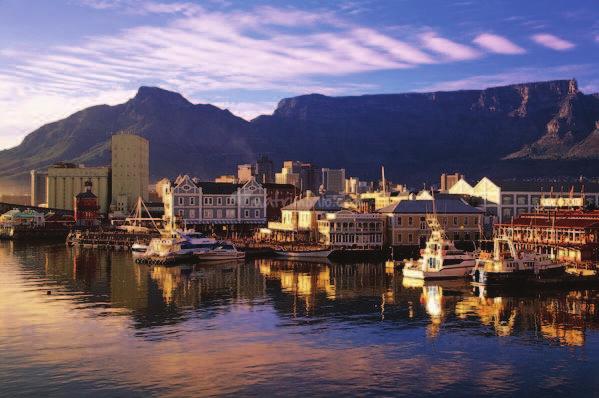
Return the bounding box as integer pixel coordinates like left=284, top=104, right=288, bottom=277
left=1, top=241, right=599, bottom=397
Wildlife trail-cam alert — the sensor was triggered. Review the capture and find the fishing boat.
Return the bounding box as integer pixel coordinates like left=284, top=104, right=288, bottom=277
left=402, top=215, right=476, bottom=280
left=274, top=247, right=332, bottom=259
left=194, top=242, right=245, bottom=261
left=471, top=237, right=565, bottom=285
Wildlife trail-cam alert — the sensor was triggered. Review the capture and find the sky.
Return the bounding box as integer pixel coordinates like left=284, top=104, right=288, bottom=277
left=1, top=0, right=598, bottom=150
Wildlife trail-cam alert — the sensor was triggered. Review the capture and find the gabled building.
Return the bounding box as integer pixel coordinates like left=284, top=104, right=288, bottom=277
left=267, top=193, right=342, bottom=242
left=317, top=210, right=385, bottom=250
left=163, top=176, right=267, bottom=231
left=378, top=197, right=483, bottom=247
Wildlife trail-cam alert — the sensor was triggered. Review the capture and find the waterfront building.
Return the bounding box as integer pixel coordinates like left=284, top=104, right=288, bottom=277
left=237, top=164, right=256, bottom=183
left=30, top=169, right=47, bottom=206
left=494, top=201, right=599, bottom=265
left=46, top=163, right=111, bottom=213
left=360, top=190, right=412, bottom=210
left=322, top=168, right=346, bottom=194
left=267, top=193, right=342, bottom=242
left=255, top=155, right=274, bottom=184
left=74, top=180, right=100, bottom=227
left=440, top=173, right=464, bottom=192
left=163, top=175, right=266, bottom=230
left=317, top=210, right=385, bottom=249
left=111, top=134, right=149, bottom=213
left=449, top=178, right=599, bottom=223
left=345, top=177, right=360, bottom=195
left=154, top=177, right=171, bottom=200
left=378, top=197, right=483, bottom=247
left=0, top=208, right=45, bottom=227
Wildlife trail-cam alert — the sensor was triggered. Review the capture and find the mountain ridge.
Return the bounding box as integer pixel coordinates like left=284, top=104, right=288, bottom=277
left=1, top=78, right=598, bottom=193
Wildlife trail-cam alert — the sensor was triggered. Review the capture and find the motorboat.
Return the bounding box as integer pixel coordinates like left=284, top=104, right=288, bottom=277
left=471, top=237, right=565, bottom=285
left=131, top=242, right=148, bottom=253
left=194, top=242, right=245, bottom=261
left=402, top=215, right=476, bottom=280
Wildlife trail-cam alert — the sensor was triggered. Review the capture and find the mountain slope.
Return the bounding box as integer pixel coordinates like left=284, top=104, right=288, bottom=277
left=1, top=79, right=598, bottom=193
left=0, top=86, right=255, bottom=184
left=252, top=79, right=599, bottom=179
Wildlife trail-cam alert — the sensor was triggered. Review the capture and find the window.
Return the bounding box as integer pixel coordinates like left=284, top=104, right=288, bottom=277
left=189, top=209, right=196, bottom=219
left=190, top=197, right=195, bottom=205
left=454, top=232, right=460, bottom=241
left=516, top=195, right=528, bottom=205
left=464, top=217, right=468, bottom=225
left=204, top=197, right=213, bottom=205
left=178, top=197, right=184, bottom=206
left=217, top=197, right=222, bottom=205
left=244, top=209, right=250, bottom=218
left=254, top=197, right=261, bottom=206
left=408, top=217, right=413, bottom=226
left=216, top=209, right=222, bottom=218
left=244, top=198, right=250, bottom=205
left=501, top=194, right=514, bottom=205
left=203, top=209, right=212, bottom=218
left=408, top=233, right=413, bottom=243
left=502, top=207, right=514, bottom=220
left=226, top=209, right=236, bottom=218
left=453, top=216, right=458, bottom=225
left=226, top=197, right=235, bottom=205
left=178, top=209, right=184, bottom=217
left=397, top=216, right=402, bottom=226
left=254, top=209, right=260, bottom=218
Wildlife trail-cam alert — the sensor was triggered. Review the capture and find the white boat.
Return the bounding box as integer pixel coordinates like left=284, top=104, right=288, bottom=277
left=471, top=237, right=565, bottom=285
left=274, top=247, right=332, bottom=259
left=194, top=242, right=245, bottom=261
left=402, top=215, right=476, bottom=280
left=131, top=242, right=148, bottom=253
left=139, top=229, right=217, bottom=262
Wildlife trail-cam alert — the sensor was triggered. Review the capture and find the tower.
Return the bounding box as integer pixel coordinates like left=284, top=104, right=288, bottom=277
left=111, top=133, right=149, bottom=213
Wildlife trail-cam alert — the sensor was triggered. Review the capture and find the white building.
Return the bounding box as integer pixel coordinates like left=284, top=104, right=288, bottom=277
left=317, top=210, right=385, bottom=249
left=163, top=176, right=266, bottom=227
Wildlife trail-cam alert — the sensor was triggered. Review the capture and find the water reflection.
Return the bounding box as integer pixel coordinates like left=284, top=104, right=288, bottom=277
left=2, top=242, right=599, bottom=396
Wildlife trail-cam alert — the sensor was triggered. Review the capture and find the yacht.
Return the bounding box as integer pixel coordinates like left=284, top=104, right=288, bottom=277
left=471, top=237, right=565, bottom=285
left=138, top=229, right=217, bottom=263
left=194, top=242, right=245, bottom=261
left=402, top=215, right=476, bottom=280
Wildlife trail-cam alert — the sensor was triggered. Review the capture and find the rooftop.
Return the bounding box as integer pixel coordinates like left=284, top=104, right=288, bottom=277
left=377, top=198, right=483, bottom=214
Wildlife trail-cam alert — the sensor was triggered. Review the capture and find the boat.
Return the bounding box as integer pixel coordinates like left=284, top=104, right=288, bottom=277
left=131, top=242, right=148, bottom=253
left=402, top=215, right=476, bottom=280
left=136, top=227, right=217, bottom=264
left=194, top=242, right=245, bottom=261
left=471, top=237, right=565, bottom=285
left=274, top=247, right=332, bottom=259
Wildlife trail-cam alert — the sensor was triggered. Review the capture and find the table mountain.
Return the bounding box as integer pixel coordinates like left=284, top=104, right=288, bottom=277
left=1, top=79, right=598, bottom=192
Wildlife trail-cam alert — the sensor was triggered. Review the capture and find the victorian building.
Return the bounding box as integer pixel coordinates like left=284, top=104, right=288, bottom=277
left=163, top=175, right=267, bottom=232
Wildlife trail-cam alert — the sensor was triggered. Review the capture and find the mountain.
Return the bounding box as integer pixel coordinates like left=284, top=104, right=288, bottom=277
left=1, top=79, right=598, bottom=192
left=0, top=86, right=257, bottom=190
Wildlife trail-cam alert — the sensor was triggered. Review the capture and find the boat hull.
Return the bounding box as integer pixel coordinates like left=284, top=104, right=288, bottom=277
left=195, top=252, right=245, bottom=261
left=472, top=265, right=566, bottom=286
left=274, top=250, right=332, bottom=259
left=402, top=263, right=475, bottom=280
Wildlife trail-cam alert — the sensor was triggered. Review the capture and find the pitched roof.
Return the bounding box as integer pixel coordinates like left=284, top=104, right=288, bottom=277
left=282, top=195, right=342, bottom=211
left=377, top=198, right=483, bottom=214
left=195, top=181, right=242, bottom=194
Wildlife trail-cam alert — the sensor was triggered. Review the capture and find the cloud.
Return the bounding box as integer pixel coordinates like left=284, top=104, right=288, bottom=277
left=531, top=33, right=575, bottom=50
left=418, top=64, right=590, bottom=92
left=473, top=33, right=525, bottom=54
left=420, top=32, right=480, bottom=61
left=0, top=1, right=541, bottom=149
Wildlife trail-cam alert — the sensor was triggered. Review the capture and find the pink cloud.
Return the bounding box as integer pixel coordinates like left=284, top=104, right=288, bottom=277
left=531, top=33, right=575, bottom=50
left=473, top=33, right=525, bottom=55
left=420, top=32, right=480, bottom=61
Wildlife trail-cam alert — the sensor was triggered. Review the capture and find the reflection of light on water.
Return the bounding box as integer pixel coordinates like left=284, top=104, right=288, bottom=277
left=455, top=296, right=516, bottom=337
left=421, top=285, right=444, bottom=338
left=401, top=276, right=424, bottom=289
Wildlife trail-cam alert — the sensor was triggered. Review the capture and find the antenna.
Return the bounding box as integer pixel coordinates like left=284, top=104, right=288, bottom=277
left=381, top=165, right=386, bottom=194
